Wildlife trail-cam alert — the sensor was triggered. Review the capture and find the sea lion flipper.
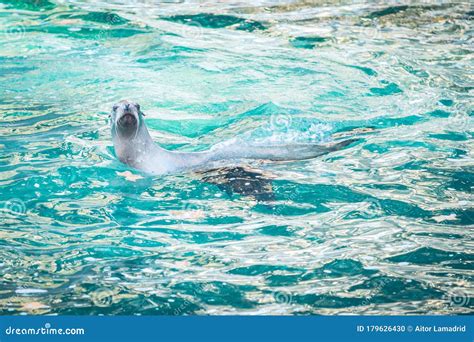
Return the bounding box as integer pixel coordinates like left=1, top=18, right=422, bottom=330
left=326, top=138, right=360, bottom=152
left=209, top=138, right=359, bottom=162
left=198, top=166, right=275, bottom=201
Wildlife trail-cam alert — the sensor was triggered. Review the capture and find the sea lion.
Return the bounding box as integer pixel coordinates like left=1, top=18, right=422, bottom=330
left=110, top=100, right=358, bottom=176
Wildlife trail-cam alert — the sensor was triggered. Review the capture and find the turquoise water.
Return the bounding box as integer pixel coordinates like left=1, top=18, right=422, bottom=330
left=0, top=0, right=473, bottom=315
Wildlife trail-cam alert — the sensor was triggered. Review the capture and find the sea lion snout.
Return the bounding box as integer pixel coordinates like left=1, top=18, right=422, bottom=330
left=118, top=112, right=137, bottom=127
left=112, top=100, right=141, bottom=124
left=111, top=100, right=142, bottom=137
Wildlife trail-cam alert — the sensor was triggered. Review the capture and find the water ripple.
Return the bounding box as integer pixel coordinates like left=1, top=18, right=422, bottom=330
left=0, top=0, right=472, bottom=315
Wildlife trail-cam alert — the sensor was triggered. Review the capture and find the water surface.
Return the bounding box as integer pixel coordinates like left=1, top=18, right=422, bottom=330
left=0, top=0, right=473, bottom=315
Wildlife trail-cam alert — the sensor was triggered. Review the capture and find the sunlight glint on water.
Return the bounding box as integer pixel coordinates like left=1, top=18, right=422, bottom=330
left=0, top=0, right=472, bottom=315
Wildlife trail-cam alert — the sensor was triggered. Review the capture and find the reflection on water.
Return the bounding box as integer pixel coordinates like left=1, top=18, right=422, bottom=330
left=0, top=0, right=472, bottom=315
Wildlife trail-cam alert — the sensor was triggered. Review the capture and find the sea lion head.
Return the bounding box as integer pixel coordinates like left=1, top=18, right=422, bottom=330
left=110, top=100, right=144, bottom=138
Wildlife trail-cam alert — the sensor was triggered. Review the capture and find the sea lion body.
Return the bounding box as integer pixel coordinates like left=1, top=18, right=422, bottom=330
left=110, top=100, right=357, bottom=175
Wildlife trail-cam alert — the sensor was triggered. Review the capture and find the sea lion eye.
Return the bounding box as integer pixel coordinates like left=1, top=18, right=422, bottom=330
left=135, top=104, right=140, bottom=111
left=112, top=104, right=119, bottom=112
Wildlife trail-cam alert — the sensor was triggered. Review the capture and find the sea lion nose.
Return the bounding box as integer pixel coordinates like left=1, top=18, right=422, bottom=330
left=124, top=103, right=130, bottom=111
